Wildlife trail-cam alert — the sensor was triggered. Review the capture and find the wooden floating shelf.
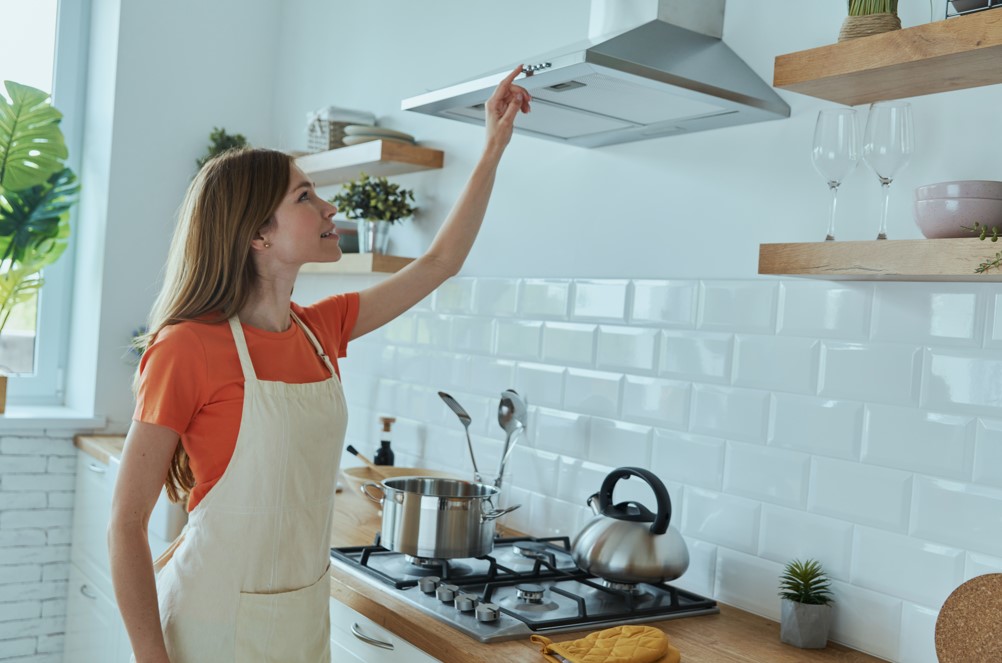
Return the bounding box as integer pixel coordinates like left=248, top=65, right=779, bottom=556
left=295, top=140, right=444, bottom=187
left=300, top=254, right=414, bottom=275
left=774, top=10, right=1002, bottom=105
left=758, top=238, right=1002, bottom=281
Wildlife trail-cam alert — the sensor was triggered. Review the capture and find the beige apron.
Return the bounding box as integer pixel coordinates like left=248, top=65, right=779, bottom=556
left=149, top=313, right=347, bottom=662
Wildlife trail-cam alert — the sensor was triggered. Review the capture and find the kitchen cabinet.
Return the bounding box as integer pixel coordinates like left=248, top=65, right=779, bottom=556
left=773, top=9, right=1002, bottom=105
left=329, top=597, right=440, bottom=662
left=63, top=564, right=132, bottom=663
left=296, top=140, right=444, bottom=187
left=757, top=238, right=1002, bottom=281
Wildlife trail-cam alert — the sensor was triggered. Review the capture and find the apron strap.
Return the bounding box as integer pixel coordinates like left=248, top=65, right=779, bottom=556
left=290, top=311, right=336, bottom=377
left=227, top=317, right=258, bottom=381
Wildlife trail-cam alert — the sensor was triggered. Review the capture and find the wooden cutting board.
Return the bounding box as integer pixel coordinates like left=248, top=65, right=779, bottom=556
left=936, top=573, right=1002, bottom=662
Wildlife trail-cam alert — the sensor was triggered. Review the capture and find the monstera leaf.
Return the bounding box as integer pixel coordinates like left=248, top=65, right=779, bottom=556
left=0, top=82, right=67, bottom=195
left=0, top=168, right=77, bottom=266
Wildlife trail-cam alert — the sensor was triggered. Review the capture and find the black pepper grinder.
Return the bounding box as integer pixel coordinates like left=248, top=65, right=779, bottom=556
left=374, top=416, right=396, bottom=466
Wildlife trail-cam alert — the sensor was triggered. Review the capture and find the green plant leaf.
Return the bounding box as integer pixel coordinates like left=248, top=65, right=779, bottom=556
left=778, top=559, right=834, bottom=606
left=0, top=167, right=77, bottom=267
left=0, top=81, right=68, bottom=194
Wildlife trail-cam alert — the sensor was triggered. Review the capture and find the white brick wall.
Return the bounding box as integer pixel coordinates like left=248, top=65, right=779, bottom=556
left=0, top=433, right=76, bottom=662
left=323, top=275, right=1002, bottom=663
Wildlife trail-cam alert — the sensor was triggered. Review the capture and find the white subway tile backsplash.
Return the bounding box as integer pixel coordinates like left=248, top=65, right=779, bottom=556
left=414, top=313, right=451, bottom=346
left=863, top=405, right=974, bottom=480
left=777, top=281, right=872, bottom=340
left=494, top=320, right=542, bottom=359
left=541, top=323, right=596, bottom=366
left=596, top=326, right=658, bottom=373
left=651, top=429, right=725, bottom=491
left=713, top=549, right=782, bottom=620
left=621, top=376, right=689, bottom=429
left=987, top=291, right=1002, bottom=347
left=723, top=442, right=809, bottom=508
left=809, top=457, right=912, bottom=531
left=519, top=279, right=570, bottom=319
left=630, top=280, right=697, bottom=327
left=898, top=603, right=939, bottom=663
left=851, top=527, right=964, bottom=608
left=570, top=280, right=628, bottom=321
left=384, top=315, right=415, bottom=344
left=467, top=356, right=517, bottom=394
left=534, top=408, right=589, bottom=457
left=392, top=347, right=431, bottom=384
left=966, top=551, right=1002, bottom=578
left=508, top=446, right=561, bottom=498
left=659, top=331, right=732, bottom=383
left=769, top=395, right=862, bottom=460
left=433, top=278, right=475, bottom=313
left=974, top=419, right=1002, bottom=488
left=449, top=316, right=494, bottom=353
left=690, top=385, right=770, bottom=443
left=828, top=581, right=902, bottom=661
left=588, top=418, right=652, bottom=468
left=530, top=493, right=590, bottom=538
left=556, top=457, right=611, bottom=506
left=871, top=284, right=984, bottom=346
left=911, top=476, right=1002, bottom=558
left=682, top=487, right=761, bottom=554
left=428, top=352, right=471, bottom=392
left=820, top=342, right=922, bottom=406
left=924, top=348, right=1002, bottom=415
left=564, top=369, right=622, bottom=419
left=473, top=278, right=519, bottom=317
left=733, top=335, right=819, bottom=394
left=758, top=505, right=853, bottom=581
left=513, top=363, right=564, bottom=409
left=698, top=281, right=778, bottom=333
left=671, top=539, right=716, bottom=598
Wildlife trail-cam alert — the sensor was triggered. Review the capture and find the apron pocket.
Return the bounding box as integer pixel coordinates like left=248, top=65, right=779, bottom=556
left=234, top=565, right=331, bottom=662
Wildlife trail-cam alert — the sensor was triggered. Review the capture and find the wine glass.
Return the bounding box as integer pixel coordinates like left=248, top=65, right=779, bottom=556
left=863, top=102, right=914, bottom=240
left=812, top=109, right=859, bottom=241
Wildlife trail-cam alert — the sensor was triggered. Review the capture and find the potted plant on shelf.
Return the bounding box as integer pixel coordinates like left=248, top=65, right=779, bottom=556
left=0, top=81, right=80, bottom=412
left=778, top=558, right=835, bottom=649
left=196, top=126, right=248, bottom=169
left=839, top=0, right=901, bottom=41
left=329, top=173, right=415, bottom=254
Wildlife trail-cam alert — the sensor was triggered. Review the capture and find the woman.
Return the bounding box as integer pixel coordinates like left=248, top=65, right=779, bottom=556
left=109, top=66, right=530, bottom=663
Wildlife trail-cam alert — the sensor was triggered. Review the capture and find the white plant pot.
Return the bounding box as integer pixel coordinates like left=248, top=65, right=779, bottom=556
left=780, top=599, right=832, bottom=649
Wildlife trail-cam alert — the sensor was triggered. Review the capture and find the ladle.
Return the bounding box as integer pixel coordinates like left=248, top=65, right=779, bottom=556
left=496, top=389, right=527, bottom=487
left=438, top=391, right=481, bottom=482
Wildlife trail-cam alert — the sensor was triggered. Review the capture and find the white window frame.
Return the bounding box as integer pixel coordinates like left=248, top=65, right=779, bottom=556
left=7, top=0, right=90, bottom=405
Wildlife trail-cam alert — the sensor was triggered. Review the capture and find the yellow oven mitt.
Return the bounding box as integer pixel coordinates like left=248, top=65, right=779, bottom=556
left=530, top=625, right=681, bottom=663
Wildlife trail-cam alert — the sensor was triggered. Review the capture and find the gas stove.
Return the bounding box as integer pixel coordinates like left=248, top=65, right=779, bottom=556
left=330, top=536, right=718, bottom=643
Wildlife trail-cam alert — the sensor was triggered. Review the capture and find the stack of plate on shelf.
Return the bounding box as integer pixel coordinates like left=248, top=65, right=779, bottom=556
left=342, top=125, right=417, bottom=146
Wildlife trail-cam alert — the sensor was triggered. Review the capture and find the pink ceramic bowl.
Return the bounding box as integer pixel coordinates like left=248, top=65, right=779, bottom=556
left=915, top=180, right=1002, bottom=201
left=914, top=197, right=1002, bottom=238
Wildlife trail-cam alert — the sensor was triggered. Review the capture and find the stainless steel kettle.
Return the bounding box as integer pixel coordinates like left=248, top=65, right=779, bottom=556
left=571, top=467, right=689, bottom=584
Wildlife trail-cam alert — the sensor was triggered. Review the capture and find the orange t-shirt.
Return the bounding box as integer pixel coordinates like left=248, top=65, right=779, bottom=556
left=133, top=293, right=360, bottom=511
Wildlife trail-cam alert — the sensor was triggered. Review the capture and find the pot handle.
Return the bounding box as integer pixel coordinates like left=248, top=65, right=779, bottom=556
left=481, top=504, right=520, bottom=522
left=360, top=482, right=385, bottom=504
left=597, top=467, right=671, bottom=536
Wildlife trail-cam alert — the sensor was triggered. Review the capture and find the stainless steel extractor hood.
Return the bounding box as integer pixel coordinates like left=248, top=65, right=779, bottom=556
left=401, top=0, right=790, bottom=148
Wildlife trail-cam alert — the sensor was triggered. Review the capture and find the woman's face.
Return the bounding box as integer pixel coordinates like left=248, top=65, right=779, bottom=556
left=261, top=163, right=341, bottom=265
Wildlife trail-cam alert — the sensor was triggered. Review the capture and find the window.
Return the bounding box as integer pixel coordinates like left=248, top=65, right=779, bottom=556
left=0, top=0, right=88, bottom=404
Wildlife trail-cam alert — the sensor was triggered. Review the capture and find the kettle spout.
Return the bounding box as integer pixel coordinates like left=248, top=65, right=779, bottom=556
left=586, top=492, right=601, bottom=516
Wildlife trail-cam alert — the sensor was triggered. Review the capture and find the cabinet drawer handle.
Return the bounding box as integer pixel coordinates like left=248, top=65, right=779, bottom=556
left=350, top=623, right=394, bottom=650
left=79, top=584, right=97, bottom=600
left=87, top=462, right=107, bottom=474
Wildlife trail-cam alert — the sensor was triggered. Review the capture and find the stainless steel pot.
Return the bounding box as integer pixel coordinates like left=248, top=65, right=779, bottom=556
left=571, top=467, right=689, bottom=584
left=361, top=477, right=519, bottom=559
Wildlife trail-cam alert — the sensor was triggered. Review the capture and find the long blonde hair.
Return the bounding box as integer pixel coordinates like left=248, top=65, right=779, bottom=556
left=138, top=148, right=293, bottom=502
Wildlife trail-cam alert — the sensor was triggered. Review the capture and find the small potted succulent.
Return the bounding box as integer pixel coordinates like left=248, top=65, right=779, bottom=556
left=778, top=558, right=834, bottom=649
left=329, top=173, right=415, bottom=254
left=839, top=0, right=901, bottom=41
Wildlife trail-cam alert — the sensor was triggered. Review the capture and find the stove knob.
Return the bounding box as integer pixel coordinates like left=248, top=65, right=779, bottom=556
left=454, top=593, right=477, bottom=612
left=475, top=602, right=500, bottom=623
left=436, top=583, right=459, bottom=603
left=418, top=576, right=441, bottom=594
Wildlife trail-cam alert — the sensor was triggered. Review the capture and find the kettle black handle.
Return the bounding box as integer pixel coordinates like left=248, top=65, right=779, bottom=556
left=597, top=467, right=671, bottom=535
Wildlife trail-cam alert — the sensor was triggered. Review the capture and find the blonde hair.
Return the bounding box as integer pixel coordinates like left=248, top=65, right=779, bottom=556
left=138, top=148, right=293, bottom=502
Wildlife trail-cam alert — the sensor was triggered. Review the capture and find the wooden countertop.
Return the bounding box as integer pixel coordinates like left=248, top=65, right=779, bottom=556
left=75, top=436, right=885, bottom=662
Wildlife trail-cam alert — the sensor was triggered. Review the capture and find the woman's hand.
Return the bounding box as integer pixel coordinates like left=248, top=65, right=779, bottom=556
left=484, top=65, right=531, bottom=153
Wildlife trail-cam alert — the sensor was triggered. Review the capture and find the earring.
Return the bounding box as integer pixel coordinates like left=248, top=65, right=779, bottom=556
left=263, top=242, right=271, bottom=248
